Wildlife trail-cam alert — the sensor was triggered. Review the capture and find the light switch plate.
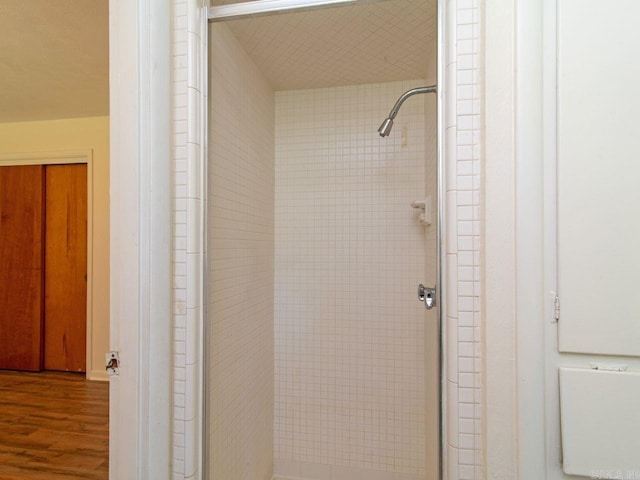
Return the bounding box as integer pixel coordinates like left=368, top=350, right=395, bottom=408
left=105, top=351, right=120, bottom=376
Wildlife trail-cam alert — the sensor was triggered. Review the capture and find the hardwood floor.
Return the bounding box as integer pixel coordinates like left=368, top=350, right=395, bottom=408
left=0, top=371, right=108, bottom=480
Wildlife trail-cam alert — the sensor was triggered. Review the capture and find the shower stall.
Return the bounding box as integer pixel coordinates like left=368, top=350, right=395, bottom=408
left=205, top=1, right=443, bottom=479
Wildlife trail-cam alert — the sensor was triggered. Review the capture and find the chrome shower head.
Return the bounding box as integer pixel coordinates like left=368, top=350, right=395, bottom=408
left=378, top=118, right=394, bottom=137
left=378, top=85, right=437, bottom=138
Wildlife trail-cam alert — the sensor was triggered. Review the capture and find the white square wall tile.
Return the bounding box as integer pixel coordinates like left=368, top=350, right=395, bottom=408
left=368, top=470, right=395, bottom=480
left=446, top=63, right=458, bottom=128
left=184, top=418, right=198, bottom=477
left=447, top=446, right=459, bottom=480
left=459, top=464, right=475, bottom=480
left=186, top=198, right=202, bottom=254
left=446, top=191, right=458, bottom=254
left=446, top=127, right=458, bottom=192
left=187, top=32, right=201, bottom=91
left=185, top=361, right=198, bottom=420
left=300, top=462, right=331, bottom=479
left=394, top=474, right=425, bottom=480
left=186, top=87, right=201, bottom=145
left=185, top=307, right=199, bottom=365
left=332, top=465, right=364, bottom=480
left=446, top=254, right=459, bottom=318
left=274, top=459, right=302, bottom=477
left=186, top=143, right=201, bottom=200
left=186, top=0, right=200, bottom=33
left=447, top=381, right=459, bottom=448
left=447, top=0, right=458, bottom=60
left=447, top=315, right=459, bottom=382
left=185, top=252, right=201, bottom=309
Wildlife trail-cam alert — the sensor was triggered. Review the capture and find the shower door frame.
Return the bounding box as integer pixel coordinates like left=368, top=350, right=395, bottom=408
left=198, top=1, right=447, bottom=478
left=436, top=0, right=446, bottom=478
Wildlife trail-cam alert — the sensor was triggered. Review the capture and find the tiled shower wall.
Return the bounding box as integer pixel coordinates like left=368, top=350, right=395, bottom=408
left=172, top=0, right=193, bottom=478
left=172, top=0, right=206, bottom=478
left=273, top=81, right=429, bottom=480
left=207, top=23, right=275, bottom=480
left=445, top=0, right=483, bottom=479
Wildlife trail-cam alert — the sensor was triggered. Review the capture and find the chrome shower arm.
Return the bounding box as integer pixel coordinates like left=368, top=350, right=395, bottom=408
left=387, top=85, right=437, bottom=121
left=378, top=85, right=437, bottom=137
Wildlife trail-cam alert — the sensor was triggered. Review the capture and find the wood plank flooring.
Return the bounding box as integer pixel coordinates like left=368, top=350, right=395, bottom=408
left=0, top=371, right=108, bottom=480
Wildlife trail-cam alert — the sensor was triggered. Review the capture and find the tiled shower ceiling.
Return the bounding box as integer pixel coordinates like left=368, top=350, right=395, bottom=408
left=211, top=0, right=437, bottom=90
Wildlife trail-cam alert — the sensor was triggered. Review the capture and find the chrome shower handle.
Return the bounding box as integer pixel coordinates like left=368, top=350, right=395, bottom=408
left=418, top=284, right=436, bottom=310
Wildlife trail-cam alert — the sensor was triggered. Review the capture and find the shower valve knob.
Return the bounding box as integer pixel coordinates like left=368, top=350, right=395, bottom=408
left=418, top=284, right=436, bottom=310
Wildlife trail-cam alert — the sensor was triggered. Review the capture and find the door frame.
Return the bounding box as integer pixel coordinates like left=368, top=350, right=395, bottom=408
left=483, top=0, right=520, bottom=477
left=109, top=0, right=172, bottom=478
left=0, top=150, right=96, bottom=377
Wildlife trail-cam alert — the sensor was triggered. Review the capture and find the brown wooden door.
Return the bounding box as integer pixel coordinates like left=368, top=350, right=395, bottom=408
left=44, top=164, right=87, bottom=372
left=0, top=165, right=45, bottom=371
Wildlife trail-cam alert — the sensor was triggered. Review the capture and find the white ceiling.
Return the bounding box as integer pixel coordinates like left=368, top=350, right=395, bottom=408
left=211, top=0, right=437, bottom=90
left=0, top=0, right=109, bottom=123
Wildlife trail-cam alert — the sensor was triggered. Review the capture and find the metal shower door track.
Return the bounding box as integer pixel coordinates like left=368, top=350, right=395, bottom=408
left=208, top=0, right=389, bottom=22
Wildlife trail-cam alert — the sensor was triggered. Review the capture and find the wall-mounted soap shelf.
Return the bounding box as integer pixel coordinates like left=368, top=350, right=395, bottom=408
left=411, top=196, right=432, bottom=226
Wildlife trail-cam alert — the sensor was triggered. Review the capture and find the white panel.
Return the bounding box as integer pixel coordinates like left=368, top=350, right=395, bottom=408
left=559, top=368, right=640, bottom=477
left=557, top=0, right=640, bottom=356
